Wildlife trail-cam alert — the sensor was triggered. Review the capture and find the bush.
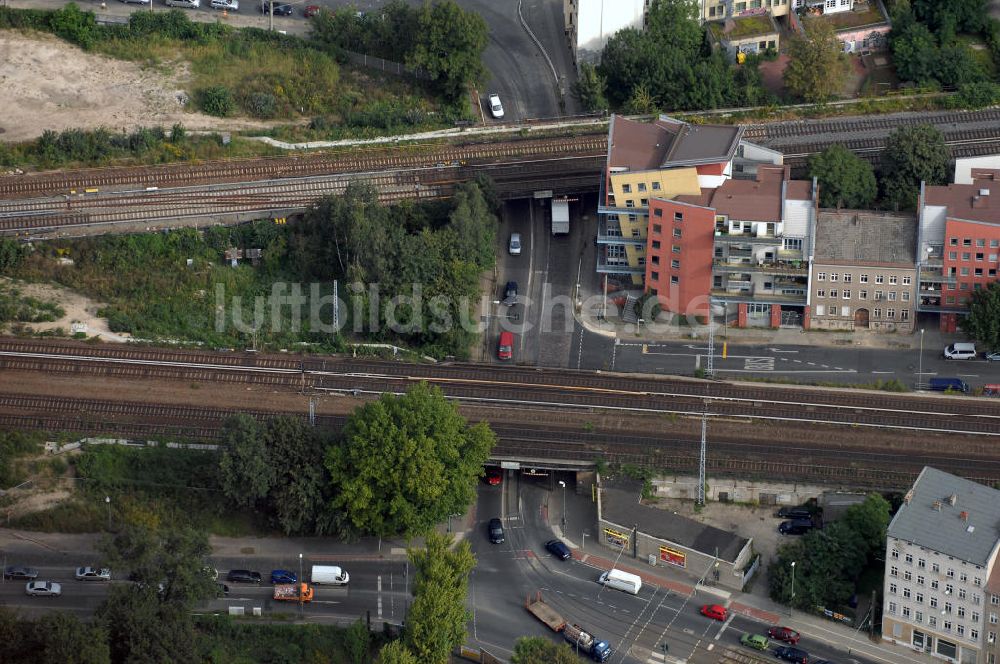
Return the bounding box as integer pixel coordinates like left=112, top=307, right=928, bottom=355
left=199, top=86, right=235, bottom=117
left=955, top=81, right=1000, bottom=109
left=244, top=92, right=278, bottom=119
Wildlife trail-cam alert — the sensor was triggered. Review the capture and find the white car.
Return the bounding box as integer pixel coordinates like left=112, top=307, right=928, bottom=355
left=210, top=0, right=239, bottom=10
left=26, top=581, right=62, bottom=597
left=508, top=232, right=522, bottom=255
left=488, top=93, right=504, bottom=119
left=75, top=566, right=111, bottom=581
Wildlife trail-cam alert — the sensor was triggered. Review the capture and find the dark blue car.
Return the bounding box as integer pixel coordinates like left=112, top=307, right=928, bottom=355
left=270, top=569, right=297, bottom=584
left=545, top=539, right=571, bottom=560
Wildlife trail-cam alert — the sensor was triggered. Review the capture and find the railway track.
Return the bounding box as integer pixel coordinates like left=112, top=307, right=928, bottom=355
left=741, top=108, right=1000, bottom=142
left=0, top=338, right=997, bottom=437
left=3, top=391, right=999, bottom=487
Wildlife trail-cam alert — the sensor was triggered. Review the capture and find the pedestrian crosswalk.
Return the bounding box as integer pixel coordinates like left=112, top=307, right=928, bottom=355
left=645, top=648, right=684, bottom=664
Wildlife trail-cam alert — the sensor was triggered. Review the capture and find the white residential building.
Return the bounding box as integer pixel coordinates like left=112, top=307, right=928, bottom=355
left=564, top=0, right=645, bottom=65
left=882, top=467, right=1000, bottom=664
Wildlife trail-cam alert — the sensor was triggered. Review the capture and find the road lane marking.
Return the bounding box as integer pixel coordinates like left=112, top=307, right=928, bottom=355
left=377, top=575, right=382, bottom=618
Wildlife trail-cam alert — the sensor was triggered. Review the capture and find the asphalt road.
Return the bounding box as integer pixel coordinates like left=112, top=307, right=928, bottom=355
left=568, top=333, right=1000, bottom=390
left=0, top=555, right=409, bottom=623
left=469, top=472, right=875, bottom=664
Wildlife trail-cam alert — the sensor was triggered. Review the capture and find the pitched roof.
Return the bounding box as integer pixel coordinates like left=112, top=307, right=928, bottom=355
left=601, top=483, right=749, bottom=563
left=813, top=211, right=917, bottom=266
left=924, top=181, right=1000, bottom=225
left=608, top=115, right=743, bottom=173
left=672, top=165, right=809, bottom=222
left=887, top=467, right=1000, bottom=567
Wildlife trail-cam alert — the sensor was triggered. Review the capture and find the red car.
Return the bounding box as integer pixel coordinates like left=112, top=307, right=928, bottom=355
left=303, top=4, right=320, bottom=17
left=768, top=626, right=801, bottom=644
left=484, top=467, right=502, bottom=485
left=700, top=604, right=727, bottom=621
left=497, top=331, right=513, bottom=361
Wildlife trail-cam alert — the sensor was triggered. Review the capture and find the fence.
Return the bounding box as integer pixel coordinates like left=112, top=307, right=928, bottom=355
left=340, top=50, right=431, bottom=82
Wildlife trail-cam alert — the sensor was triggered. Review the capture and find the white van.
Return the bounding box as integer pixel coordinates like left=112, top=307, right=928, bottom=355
left=165, top=0, right=200, bottom=7
left=944, top=342, right=977, bottom=360
left=598, top=568, right=641, bottom=595
left=311, top=565, right=349, bottom=585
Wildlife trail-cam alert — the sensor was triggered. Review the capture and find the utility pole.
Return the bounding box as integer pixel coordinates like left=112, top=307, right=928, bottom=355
left=697, top=399, right=708, bottom=506
left=706, top=317, right=715, bottom=378
left=308, top=398, right=315, bottom=426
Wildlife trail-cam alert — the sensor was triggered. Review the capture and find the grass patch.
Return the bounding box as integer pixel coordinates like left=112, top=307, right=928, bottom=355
left=0, top=431, right=45, bottom=488
left=742, top=376, right=910, bottom=391
left=0, top=285, right=64, bottom=324
left=8, top=497, right=105, bottom=533
left=709, top=15, right=775, bottom=40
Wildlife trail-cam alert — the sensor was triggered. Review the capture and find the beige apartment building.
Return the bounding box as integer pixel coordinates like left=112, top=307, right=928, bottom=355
left=882, top=467, right=1000, bottom=664
left=808, top=211, right=917, bottom=333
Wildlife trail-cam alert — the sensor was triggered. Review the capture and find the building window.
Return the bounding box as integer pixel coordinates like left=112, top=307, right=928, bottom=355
left=815, top=305, right=825, bottom=316
left=638, top=258, right=645, bottom=266
left=817, top=289, right=826, bottom=298
left=931, top=597, right=939, bottom=608
left=929, top=616, right=937, bottom=627
left=651, top=240, right=661, bottom=250
left=671, top=260, right=680, bottom=269
left=640, top=198, right=648, bottom=207
left=890, top=583, right=898, bottom=594
left=972, top=629, right=979, bottom=641
left=916, top=592, right=924, bottom=603
left=672, top=245, right=681, bottom=254
left=950, top=251, right=958, bottom=259
left=651, top=271, right=660, bottom=281
left=842, top=306, right=851, bottom=318
left=817, top=272, right=826, bottom=281
left=628, top=214, right=637, bottom=222
left=888, top=602, right=897, bottom=614
left=638, top=183, right=647, bottom=192
left=903, top=607, right=911, bottom=618
left=875, top=275, right=884, bottom=284
left=905, top=553, right=913, bottom=564
left=859, top=290, right=868, bottom=299
left=960, top=589, right=967, bottom=600
left=888, top=292, right=896, bottom=301
left=902, top=276, right=911, bottom=285
left=674, top=212, right=683, bottom=222
left=975, top=578, right=983, bottom=587
left=974, top=612, right=980, bottom=623
left=843, top=273, right=852, bottom=283
left=963, top=252, right=971, bottom=261
left=978, top=238, right=986, bottom=247
left=904, top=569, right=912, bottom=581
left=652, top=223, right=662, bottom=233
left=873, top=308, right=882, bottom=318
left=889, top=275, right=898, bottom=285
left=651, top=256, right=660, bottom=266
left=959, top=607, right=966, bottom=618
left=901, top=310, right=910, bottom=321
left=964, top=238, right=972, bottom=246
left=948, top=569, right=955, bottom=579
left=622, top=184, right=631, bottom=193
left=903, top=587, right=912, bottom=599
left=843, top=290, right=851, bottom=299
left=670, top=275, right=679, bottom=284
left=902, top=291, right=910, bottom=301
left=830, top=289, right=839, bottom=298
left=653, top=209, right=663, bottom=218
left=673, top=228, right=682, bottom=238
left=957, top=625, right=965, bottom=637
left=887, top=309, right=895, bottom=319
left=977, top=253, right=985, bottom=261
left=891, top=566, right=898, bottom=577
left=947, top=583, right=954, bottom=594
left=917, top=575, right=925, bottom=585
left=632, top=228, right=641, bottom=238
left=830, top=273, right=839, bottom=282
left=625, top=200, right=635, bottom=208
left=950, top=237, right=958, bottom=246
left=961, top=267, right=970, bottom=276
left=860, top=273, right=868, bottom=283
left=916, top=612, right=924, bottom=623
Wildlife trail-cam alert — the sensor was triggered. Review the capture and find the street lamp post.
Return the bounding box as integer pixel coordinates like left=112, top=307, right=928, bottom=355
left=298, top=553, right=304, bottom=615
left=790, top=561, right=796, bottom=614
left=105, top=496, right=111, bottom=531
left=918, top=328, right=925, bottom=385
left=558, top=480, right=566, bottom=527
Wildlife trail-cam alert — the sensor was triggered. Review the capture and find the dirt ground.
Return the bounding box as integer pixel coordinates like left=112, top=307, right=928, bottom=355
left=0, top=32, right=272, bottom=143
left=1, top=277, right=127, bottom=341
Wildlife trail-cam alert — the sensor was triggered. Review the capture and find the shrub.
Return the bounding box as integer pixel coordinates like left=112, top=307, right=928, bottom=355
left=200, top=86, right=235, bottom=117
left=244, top=92, right=278, bottom=119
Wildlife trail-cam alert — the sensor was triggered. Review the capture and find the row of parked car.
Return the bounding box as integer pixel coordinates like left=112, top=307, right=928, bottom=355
left=6, top=565, right=111, bottom=597
left=700, top=604, right=835, bottom=663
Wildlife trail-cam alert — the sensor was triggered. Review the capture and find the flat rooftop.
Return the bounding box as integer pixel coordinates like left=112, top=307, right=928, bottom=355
left=601, top=483, right=748, bottom=563
left=608, top=115, right=743, bottom=173
left=814, top=210, right=917, bottom=266
left=924, top=180, right=1000, bottom=225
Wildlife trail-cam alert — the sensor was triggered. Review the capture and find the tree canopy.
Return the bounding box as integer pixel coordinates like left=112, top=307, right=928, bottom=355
left=888, top=7, right=986, bottom=88
left=961, top=282, right=1000, bottom=351
left=597, top=0, right=771, bottom=111
left=879, top=124, right=951, bottom=210
left=769, top=494, right=891, bottom=609
left=0, top=609, right=110, bottom=664
left=510, top=636, right=579, bottom=664
left=326, top=383, right=495, bottom=537
left=808, top=145, right=878, bottom=209
left=783, top=18, right=849, bottom=103
left=403, top=533, right=476, bottom=664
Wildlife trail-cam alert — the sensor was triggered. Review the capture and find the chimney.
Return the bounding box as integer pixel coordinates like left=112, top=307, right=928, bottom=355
left=933, top=500, right=942, bottom=511
left=947, top=493, right=958, bottom=506
left=960, top=511, right=969, bottom=522
left=904, top=489, right=913, bottom=505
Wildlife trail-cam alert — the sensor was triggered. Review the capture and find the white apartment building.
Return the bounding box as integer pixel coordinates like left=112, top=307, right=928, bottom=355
left=882, top=467, right=1000, bottom=664
left=564, top=0, right=646, bottom=66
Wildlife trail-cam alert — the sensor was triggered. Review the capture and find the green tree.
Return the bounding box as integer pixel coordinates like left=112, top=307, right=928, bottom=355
left=880, top=124, right=951, bottom=210
left=783, top=18, right=849, bottom=102
left=404, top=533, right=476, bottom=664
left=100, top=523, right=217, bottom=608
left=199, top=86, right=234, bottom=117
left=98, top=585, right=197, bottom=664
left=510, top=636, right=579, bottom=664
left=961, top=282, right=1000, bottom=351
left=407, top=0, right=488, bottom=102
left=33, top=613, right=111, bottom=664
left=377, top=641, right=420, bottom=664
left=572, top=63, right=609, bottom=112
left=911, top=0, right=986, bottom=36
left=218, top=414, right=274, bottom=509
left=326, top=383, right=495, bottom=537
left=839, top=494, right=891, bottom=554
left=890, top=19, right=940, bottom=85
left=266, top=416, right=331, bottom=534
left=808, top=145, right=878, bottom=209
left=445, top=181, right=497, bottom=269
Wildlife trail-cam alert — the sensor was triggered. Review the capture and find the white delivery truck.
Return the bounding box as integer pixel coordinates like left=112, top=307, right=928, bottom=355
left=551, top=198, right=569, bottom=235
left=311, top=565, right=349, bottom=585
left=598, top=568, right=642, bottom=595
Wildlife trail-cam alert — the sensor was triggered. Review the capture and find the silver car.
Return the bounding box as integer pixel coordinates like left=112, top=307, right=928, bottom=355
left=4, top=565, right=38, bottom=580
left=210, top=0, right=239, bottom=10
left=75, top=566, right=111, bottom=581
left=26, top=581, right=61, bottom=597
left=508, top=233, right=522, bottom=255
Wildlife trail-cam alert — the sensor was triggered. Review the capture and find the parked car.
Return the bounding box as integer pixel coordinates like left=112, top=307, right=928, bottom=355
left=270, top=569, right=297, bottom=584
left=25, top=581, right=61, bottom=597
left=774, top=645, right=810, bottom=663
left=210, top=0, right=239, bottom=10
left=484, top=467, right=503, bottom=485
left=488, top=518, right=505, bottom=544
left=503, top=280, right=518, bottom=305
left=303, top=3, right=321, bottom=16
left=768, top=626, right=801, bottom=644
left=260, top=1, right=293, bottom=14
left=227, top=569, right=262, bottom=584
left=775, top=507, right=811, bottom=519
left=779, top=519, right=814, bottom=535
left=508, top=232, right=521, bottom=255
left=4, top=565, right=38, bottom=580
left=497, top=331, right=513, bottom=361
left=488, top=93, right=504, bottom=119
left=943, top=342, right=977, bottom=360
left=699, top=604, right=727, bottom=621
left=545, top=539, right=571, bottom=560
left=75, top=567, right=111, bottom=581
left=986, top=351, right=1000, bottom=361
left=739, top=633, right=769, bottom=650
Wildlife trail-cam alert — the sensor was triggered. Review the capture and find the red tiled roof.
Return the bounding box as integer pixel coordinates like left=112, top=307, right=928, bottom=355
left=670, top=167, right=811, bottom=222
left=608, top=115, right=742, bottom=172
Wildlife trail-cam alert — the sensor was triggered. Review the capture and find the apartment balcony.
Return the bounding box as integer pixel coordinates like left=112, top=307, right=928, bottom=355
left=709, top=286, right=807, bottom=304
left=918, top=269, right=956, bottom=285
left=712, top=260, right=807, bottom=275
left=597, top=217, right=645, bottom=245
left=596, top=253, right=645, bottom=275
left=713, top=231, right=785, bottom=246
